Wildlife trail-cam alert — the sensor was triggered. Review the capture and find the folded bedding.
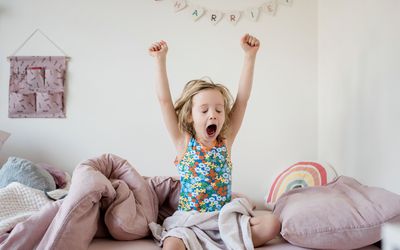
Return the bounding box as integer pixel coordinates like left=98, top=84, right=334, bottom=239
left=0, top=182, right=53, bottom=235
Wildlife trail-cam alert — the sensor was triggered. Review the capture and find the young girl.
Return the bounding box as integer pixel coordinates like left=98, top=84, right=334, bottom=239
left=149, top=34, right=280, bottom=250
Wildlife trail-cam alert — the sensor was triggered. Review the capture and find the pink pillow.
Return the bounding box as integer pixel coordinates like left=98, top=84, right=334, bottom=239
left=266, top=161, right=338, bottom=210
left=273, top=176, right=400, bottom=249
left=36, top=163, right=67, bottom=188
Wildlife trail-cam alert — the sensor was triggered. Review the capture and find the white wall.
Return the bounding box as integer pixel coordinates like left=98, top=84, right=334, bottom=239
left=318, top=0, right=400, bottom=193
left=0, top=0, right=318, bottom=206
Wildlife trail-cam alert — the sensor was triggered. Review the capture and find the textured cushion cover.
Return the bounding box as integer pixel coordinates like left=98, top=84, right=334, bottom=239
left=273, top=176, right=400, bottom=250
left=0, top=157, right=56, bottom=191
left=266, top=161, right=338, bottom=210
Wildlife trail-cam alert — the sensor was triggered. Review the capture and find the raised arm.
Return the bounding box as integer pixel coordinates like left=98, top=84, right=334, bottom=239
left=149, top=41, right=183, bottom=151
left=227, top=34, right=260, bottom=146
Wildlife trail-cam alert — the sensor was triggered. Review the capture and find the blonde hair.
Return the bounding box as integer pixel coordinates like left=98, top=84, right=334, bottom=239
left=174, top=78, right=234, bottom=142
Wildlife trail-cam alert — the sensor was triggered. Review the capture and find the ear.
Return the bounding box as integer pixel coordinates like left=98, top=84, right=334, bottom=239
left=188, top=114, right=193, bottom=123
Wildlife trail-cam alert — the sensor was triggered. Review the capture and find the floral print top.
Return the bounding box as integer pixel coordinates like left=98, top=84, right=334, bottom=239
left=175, top=136, right=232, bottom=212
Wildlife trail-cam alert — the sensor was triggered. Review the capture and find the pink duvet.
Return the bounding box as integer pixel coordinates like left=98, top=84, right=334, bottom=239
left=0, top=154, right=180, bottom=250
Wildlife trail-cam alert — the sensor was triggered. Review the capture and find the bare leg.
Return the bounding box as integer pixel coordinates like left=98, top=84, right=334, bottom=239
left=163, top=236, right=186, bottom=250
left=250, top=214, right=281, bottom=247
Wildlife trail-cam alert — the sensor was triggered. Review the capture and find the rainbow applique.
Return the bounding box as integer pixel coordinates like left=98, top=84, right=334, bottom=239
left=265, top=161, right=338, bottom=210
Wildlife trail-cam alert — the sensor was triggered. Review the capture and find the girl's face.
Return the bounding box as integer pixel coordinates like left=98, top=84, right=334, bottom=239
left=190, top=89, right=225, bottom=145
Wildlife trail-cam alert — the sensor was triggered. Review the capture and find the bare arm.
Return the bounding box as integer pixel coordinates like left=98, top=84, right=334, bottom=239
left=149, top=41, right=184, bottom=151
left=227, top=34, right=260, bottom=147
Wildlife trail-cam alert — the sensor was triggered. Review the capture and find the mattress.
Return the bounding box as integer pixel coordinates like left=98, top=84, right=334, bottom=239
left=89, top=237, right=381, bottom=250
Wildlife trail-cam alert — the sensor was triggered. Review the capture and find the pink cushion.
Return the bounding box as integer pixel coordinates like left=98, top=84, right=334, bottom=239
left=36, top=163, right=67, bottom=188
left=273, top=176, right=400, bottom=249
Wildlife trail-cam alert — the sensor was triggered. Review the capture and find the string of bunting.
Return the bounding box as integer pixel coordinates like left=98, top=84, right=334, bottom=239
left=154, top=0, right=293, bottom=25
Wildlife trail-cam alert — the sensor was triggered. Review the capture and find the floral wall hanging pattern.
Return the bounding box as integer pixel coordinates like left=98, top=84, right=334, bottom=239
left=8, top=56, right=67, bottom=118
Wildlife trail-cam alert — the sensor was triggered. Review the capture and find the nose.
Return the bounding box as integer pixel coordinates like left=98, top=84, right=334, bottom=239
left=209, top=112, right=217, bottom=120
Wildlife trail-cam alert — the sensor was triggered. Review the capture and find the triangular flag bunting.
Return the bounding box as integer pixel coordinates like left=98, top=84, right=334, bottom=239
left=155, top=0, right=293, bottom=25
left=262, top=0, right=278, bottom=16
left=227, top=11, right=241, bottom=25
left=173, top=0, right=187, bottom=12
left=246, top=8, right=260, bottom=22
left=190, top=6, right=204, bottom=21
left=208, top=10, right=223, bottom=25
left=279, top=0, right=293, bottom=5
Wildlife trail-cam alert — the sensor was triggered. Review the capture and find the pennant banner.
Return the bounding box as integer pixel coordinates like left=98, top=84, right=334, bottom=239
left=155, top=0, right=293, bottom=25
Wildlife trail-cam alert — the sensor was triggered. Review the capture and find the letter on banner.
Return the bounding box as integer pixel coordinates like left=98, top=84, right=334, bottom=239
left=173, top=0, right=187, bottom=12
left=227, top=11, right=240, bottom=25
left=190, top=6, right=204, bottom=21
left=246, top=8, right=260, bottom=22
left=208, top=10, right=223, bottom=25
left=262, top=0, right=278, bottom=16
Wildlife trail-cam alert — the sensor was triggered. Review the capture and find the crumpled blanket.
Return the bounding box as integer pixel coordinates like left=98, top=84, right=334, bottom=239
left=0, top=182, right=53, bottom=235
left=149, top=198, right=255, bottom=250
left=0, top=154, right=180, bottom=250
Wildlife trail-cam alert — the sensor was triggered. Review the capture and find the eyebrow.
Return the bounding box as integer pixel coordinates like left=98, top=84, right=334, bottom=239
left=199, top=104, right=224, bottom=108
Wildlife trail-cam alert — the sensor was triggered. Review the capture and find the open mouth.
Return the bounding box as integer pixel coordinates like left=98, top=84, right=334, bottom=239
left=206, top=124, right=217, bottom=137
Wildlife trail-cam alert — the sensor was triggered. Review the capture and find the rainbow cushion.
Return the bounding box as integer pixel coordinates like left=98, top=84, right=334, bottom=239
left=265, top=161, right=338, bottom=210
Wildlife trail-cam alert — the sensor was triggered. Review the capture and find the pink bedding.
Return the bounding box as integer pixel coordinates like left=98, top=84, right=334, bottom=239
left=0, top=154, right=180, bottom=250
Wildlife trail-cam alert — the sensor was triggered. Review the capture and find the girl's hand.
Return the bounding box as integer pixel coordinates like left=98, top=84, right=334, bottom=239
left=240, top=34, right=260, bottom=57
left=148, top=40, right=168, bottom=59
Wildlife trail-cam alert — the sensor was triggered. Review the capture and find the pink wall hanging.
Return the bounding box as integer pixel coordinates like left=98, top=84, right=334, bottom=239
left=7, top=29, right=69, bottom=118
left=8, top=56, right=67, bottom=118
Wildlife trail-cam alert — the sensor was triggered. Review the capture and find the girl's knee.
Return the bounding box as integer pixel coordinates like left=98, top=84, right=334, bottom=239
left=262, top=214, right=281, bottom=236
left=250, top=214, right=281, bottom=247
left=163, top=236, right=186, bottom=250
left=269, top=214, right=281, bottom=236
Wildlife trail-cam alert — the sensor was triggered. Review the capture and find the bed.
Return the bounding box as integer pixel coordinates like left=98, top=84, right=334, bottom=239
left=1, top=154, right=398, bottom=250
left=88, top=210, right=382, bottom=249
left=88, top=237, right=381, bottom=250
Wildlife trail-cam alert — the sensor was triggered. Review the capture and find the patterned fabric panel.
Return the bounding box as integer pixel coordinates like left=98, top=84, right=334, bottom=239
left=8, top=56, right=67, bottom=118
left=177, top=137, right=232, bottom=212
